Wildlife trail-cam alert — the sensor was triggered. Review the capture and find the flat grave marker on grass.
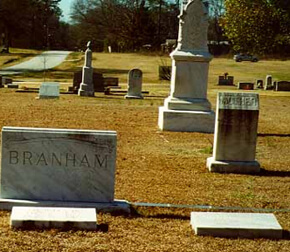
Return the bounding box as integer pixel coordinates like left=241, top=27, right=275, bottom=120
left=207, top=92, right=260, bottom=173
left=39, top=82, right=59, bottom=99
left=238, top=82, right=254, bottom=90
left=0, top=127, right=116, bottom=203
left=190, top=212, right=283, bottom=239
left=11, top=206, right=97, bottom=230
left=275, top=81, right=290, bottom=91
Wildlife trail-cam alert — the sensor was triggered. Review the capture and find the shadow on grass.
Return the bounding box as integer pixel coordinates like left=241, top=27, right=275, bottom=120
left=258, top=133, right=290, bottom=138
left=256, top=168, right=290, bottom=177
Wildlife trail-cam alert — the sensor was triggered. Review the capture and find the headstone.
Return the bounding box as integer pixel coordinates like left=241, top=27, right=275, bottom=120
left=190, top=212, right=283, bottom=239
left=73, top=71, right=104, bottom=94
left=7, top=84, right=19, bottom=89
left=11, top=207, right=97, bottom=231
left=103, top=77, right=119, bottom=87
left=256, top=79, right=263, bottom=89
left=218, top=73, right=234, bottom=85
left=0, top=127, right=116, bottom=202
left=275, top=81, right=290, bottom=91
left=78, top=41, right=95, bottom=97
left=207, top=92, right=260, bottom=173
left=125, top=69, right=143, bottom=99
left=2, top=77, right=12, bottom=85
left=158, top=0, right=215, bottom=133
left=38, top=82, right=59, bottom=99
left=264, top=75, right=272, bottom=90
left=0, top=75, right=3, bottom=88
left=238, top=82, right=254, bottom=90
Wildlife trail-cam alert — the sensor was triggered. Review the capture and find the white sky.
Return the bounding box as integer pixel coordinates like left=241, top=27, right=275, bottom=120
left=59, top=0, right=74, bottom=22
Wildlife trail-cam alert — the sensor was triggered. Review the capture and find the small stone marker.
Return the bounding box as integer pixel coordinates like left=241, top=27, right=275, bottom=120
left=11, top=207, right=97, bottom=230
left=7, top=84, right=19, bottom=89
left=218, top=73, right=234, bottom=86
left=265, top=75, right=272, bottom=90
left=1, top=127, right=116, bottom=202
left=275, top=81, right=290, bottom=91
left=207, top=92, right=260, bottom=173
left=125, top=68, right=143, bottom=99
left=256, top=79, right=263, bottom=89
left=38, top=82, right=59, bottom=99
left=190, top=212, right=283, bottom=239
left=238, top=82, right=254, bottom=90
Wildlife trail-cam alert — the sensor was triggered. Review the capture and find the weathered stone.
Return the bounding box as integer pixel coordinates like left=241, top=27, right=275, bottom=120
left=11, top=207, right=97, bottom=230
left=125, top=69, right=143, bottom=99
left=0, top=127, right=117, bottom=202
left=207, top=92, right=260, bottom=173
left=38, top=82, right=59, bottom=99
left=190, top=212, right=283, bottom=239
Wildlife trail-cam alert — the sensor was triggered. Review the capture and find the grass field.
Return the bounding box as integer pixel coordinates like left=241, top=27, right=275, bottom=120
left=0, top=51, right=290, bottom=251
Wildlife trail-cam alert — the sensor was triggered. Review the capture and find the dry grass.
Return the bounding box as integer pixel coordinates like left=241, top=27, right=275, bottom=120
left=0, top=53, right=290, bottom=251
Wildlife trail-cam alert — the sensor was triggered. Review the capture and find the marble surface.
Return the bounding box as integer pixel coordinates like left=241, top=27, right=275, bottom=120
left=158, top=107, right=215, bottom=133
left=213, top=92, right=259, bottom=162
left=1, top=127, right=117, bottom=202
left=11, top=206, right=97, bottom=230
left=39, top=82, right=60, bottom=99
left=125, top=69, right=143, bottom=99
left=190, top=212, right=283, bottom=239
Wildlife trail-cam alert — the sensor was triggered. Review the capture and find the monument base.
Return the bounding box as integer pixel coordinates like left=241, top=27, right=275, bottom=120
left=124, top=95, right=143, bottom=99
left=158, top=107, right=215, bottom=133
left=0, top=198, right=130, bottom=214
left=78, top=89, right=95, bottom=97
left=207, top=157, right=260, bottom=174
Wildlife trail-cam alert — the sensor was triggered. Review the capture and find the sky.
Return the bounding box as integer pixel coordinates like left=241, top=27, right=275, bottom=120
left=59, top=0, right=74, bottom=22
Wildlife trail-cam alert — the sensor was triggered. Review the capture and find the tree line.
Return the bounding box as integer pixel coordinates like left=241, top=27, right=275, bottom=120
left=1, top=0, right=290, bottom=55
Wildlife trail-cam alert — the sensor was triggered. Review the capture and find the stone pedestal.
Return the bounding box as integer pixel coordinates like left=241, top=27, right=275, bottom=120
left=207, top=92, right=260, bottom=173
left=158, top=50, right=215, bottom=133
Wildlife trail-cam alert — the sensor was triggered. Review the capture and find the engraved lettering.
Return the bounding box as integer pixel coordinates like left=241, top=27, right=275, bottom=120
left=9, top=151, right=19, bottom=164
left=80, top=154, right=90, bottom=167
left=66, top=153, right=76, bottom=166
left=94, top=154, right=108, bottom=168
left=36, top=153, right=48, bottom=166
left=52, top=153, right=61, bottom=166
left=23, top=151, right=33, bottom=165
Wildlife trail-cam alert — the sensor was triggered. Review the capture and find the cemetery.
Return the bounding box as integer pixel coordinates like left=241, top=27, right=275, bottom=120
left=0, top=0, right=290, bottom=251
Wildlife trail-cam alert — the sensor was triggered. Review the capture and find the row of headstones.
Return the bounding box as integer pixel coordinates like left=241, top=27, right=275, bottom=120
left=0, top=91, right=283, bottom=238
left=218, top=74, right=290, bottom=91
left=0, top=75, right=18, bottom=88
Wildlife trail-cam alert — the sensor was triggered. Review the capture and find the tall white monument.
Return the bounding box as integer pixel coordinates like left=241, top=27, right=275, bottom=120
left=78, top=41, right=95, bottom=97
left=158, top=0, right=215, bottom=132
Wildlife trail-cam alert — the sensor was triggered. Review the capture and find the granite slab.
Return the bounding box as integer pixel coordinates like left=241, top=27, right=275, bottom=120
left=39, top=82, right=59, bottom=99
left=190, top=212, right=283, bottom=239
left=11, top=206, right=97, bottom=230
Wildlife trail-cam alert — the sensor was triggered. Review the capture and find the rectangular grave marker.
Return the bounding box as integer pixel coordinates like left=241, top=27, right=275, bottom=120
left=238, top=82, right=254, bottom=90
left=39, top=82, right=59, bottom=99
left=190, top=212, right=283, bottom=239
left=11, top=206, right=97, bottom=230
left=207, top=92, right=260, bottom=173
left=1, top=127, right=117, bottom=202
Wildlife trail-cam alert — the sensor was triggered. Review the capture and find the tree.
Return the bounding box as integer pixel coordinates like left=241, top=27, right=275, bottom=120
left=221, top=0, right=290, bottom=55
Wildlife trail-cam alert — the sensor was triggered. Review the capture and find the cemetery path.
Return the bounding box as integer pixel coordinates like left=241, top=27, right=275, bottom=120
left=0, top=50, right=71, bottom=75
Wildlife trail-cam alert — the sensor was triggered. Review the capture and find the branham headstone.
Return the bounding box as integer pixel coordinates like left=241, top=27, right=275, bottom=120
left=207, top=92, right=260, bottom=173
left=11, top=207, right=97, bottom=230
left=0, top=127, right=116, bottom=202
left=158, top=0, right=214, bottom=132
left=125, top=69, right=143, bottom=99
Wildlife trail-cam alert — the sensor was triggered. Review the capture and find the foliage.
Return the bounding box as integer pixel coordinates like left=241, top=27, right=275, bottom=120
left=221, top=0, right=290, bottom=55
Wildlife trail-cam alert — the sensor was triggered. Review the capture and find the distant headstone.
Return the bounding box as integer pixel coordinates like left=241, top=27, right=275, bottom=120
left=7, top=84, right=19, bottom=89
left=73, top=71, right=104, bottom=93
left=190, top=212, right=283, bottom=239
left=265, top=75, right=272, bottom=90
left=158, top=0, right=215, bottom=133
left=125, top=69, right=143, bottom=99
left=1, top=127, right=117, bottom=202
left=275, top=81, right=290, bottom=91
left=2, top=77, right=12, bottom=85
left=78, top=41, right=95, bottom=97
left=11, top=207, right=97, bottom=231
left=238, top=82, right=254, bottom=90
left=256, top=79, right=263, bottom=89
left=38, top=82, right=59, bottom=99
left=218, top=73, right=234, bottom=85
left=207, top=92, right=260, bottom=173
left=0, top=75, right=3, bottom=88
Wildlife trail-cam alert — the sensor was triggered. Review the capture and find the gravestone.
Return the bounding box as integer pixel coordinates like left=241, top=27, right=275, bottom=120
left=0, top=75, right=3, bottom=88
left=238, top=82, right=254, bottom=90
left=78, top=41, right=95, bottom=97
left=38, top=82, right=59, bottom=99
left=2, top=77, right=12, bottom=85
left=11, top=207, right=97, bottom=231
left=7, top=84, right=19, bottom=89
left=264, top=75, right=272, bottom=90
left=256, top=79, right=263, bottom=89
left=73, top=71, right=104, bottom=93
left=275, top=81, right=290, bottom=91
left=218, top=73, right=234, bottom=85
left=0, top=127, right=116, bottom=202
left=158, top=0, right=215, bottom=132
left=125, top=69, right=143, bottom=99
left=190, top=212, right=283, bottom=239
left=207, top=92, right=260, bottom=173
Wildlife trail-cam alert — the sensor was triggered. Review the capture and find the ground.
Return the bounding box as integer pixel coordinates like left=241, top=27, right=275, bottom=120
left=0, top=52, right=289, bottom=251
